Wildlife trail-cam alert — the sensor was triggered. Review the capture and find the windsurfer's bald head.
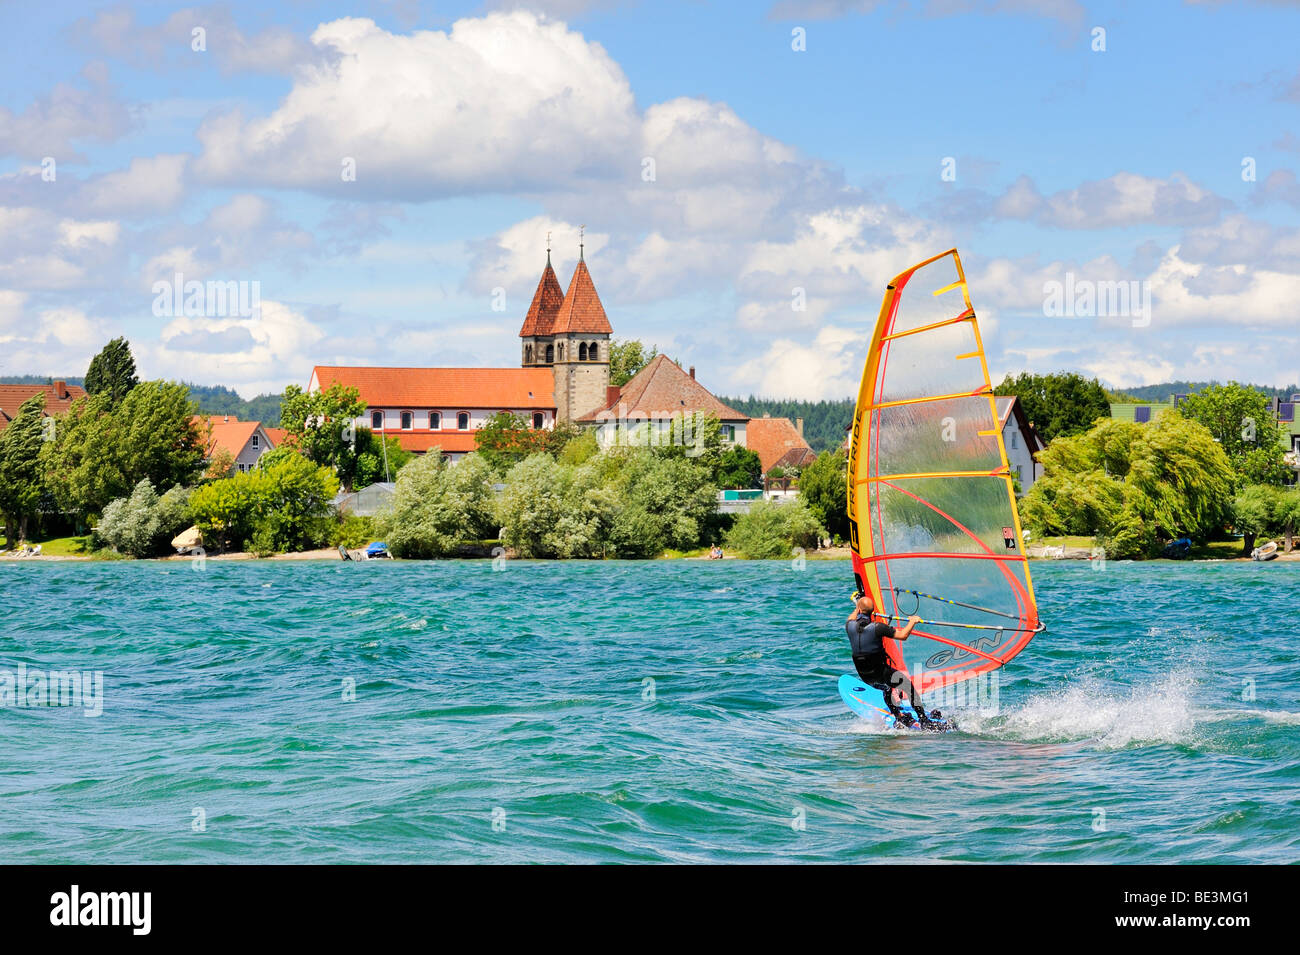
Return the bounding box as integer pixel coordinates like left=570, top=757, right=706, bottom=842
left=855, top=594, right=875, bottom=615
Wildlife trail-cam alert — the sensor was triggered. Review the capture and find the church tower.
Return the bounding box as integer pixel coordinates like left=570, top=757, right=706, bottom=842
left=519, top=231, right=611, bottom=423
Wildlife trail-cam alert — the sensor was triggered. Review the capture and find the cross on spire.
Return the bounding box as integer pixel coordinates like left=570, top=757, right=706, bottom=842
left=579, top=224, right=585, bottom=261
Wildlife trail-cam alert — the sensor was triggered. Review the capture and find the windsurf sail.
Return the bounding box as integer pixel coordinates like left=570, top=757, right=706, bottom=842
left=847, top=249, right=1044, bottom=694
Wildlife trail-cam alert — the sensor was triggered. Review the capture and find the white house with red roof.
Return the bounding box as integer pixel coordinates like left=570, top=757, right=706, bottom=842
left=192, top=415, right=280, bottom=473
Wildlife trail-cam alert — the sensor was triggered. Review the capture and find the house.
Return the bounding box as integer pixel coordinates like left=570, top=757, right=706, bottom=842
left=1109, top=396, right=1177, bottom=424
left=309, top=366, right=556, bottom=462
left=995, top=396, right=1044, bottom=494
left=747, top=415, right=817, bottom=495
left=0, top=380, right=86, bottom=434
left=193, top=415, right=279, bottom=473
left=308, top=240, right=611, bottom=461
left=577, top=354, right=750, bottom=450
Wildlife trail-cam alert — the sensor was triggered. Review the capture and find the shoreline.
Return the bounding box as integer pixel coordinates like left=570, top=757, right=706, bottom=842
left=3, top=547, right=1296, bottom=564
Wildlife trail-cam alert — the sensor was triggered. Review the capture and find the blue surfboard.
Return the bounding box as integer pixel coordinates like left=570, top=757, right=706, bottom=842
left=837, top=674, right=954, bottom=732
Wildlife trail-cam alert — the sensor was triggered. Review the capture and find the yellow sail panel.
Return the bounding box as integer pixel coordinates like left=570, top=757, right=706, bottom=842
left=847, top=249, right=1042, bottom=694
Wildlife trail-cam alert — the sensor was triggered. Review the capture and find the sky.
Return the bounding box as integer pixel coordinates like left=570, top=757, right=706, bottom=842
left=2, top=0, right=1299, bottom=399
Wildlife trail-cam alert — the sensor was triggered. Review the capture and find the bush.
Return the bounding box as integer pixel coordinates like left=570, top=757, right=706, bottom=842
left=374, top=452, right=496, bottom=558
left=188, top=454, right=338, bottom=552
left=724, top=497, right=824, bottom=559
left=95, top=479, right=192, bottom=557
left=329, top=515, right=376, bottom=549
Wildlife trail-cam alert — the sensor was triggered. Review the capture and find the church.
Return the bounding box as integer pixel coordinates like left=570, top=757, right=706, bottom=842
left=309, top=241, right=782, bottom=465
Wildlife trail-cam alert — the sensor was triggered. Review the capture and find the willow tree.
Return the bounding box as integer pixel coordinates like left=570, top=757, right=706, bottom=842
left=1020, top=412, right=1234, bottom=558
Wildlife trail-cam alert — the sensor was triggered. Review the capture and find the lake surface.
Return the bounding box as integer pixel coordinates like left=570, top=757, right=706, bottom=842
left=0, top=558, right=1296, bottom=863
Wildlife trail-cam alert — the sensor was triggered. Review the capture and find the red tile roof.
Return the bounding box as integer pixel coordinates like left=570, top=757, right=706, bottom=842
left=390, top=432, right=480, bottom=453
left=192, top=415, right=262, bottom=459
left=518, top=259, right=566, bottom=337
left=552, top=259, right=612, bottom=335
left=264, top=427, right=289, bottom=448
left=747, top=416, right=817, bottom=473
left=0, top=381, right=86, bottom=433
left=312, top=366, right=555, bottom=409
left=577, top=355, right=748, bottom=423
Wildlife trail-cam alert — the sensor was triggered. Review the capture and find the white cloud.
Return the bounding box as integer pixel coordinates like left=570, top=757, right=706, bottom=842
left=993, top=172, right=1228, bottom=229
left=149, top=300, right=325, bottom=398
left=728, top=325, right=865, bottom=400
left=80, top=154, right=189, bottom=216
left=194, top=13, right=638, bottom=198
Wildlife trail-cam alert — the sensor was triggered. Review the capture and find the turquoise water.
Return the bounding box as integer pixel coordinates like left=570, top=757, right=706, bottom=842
left=0, top=558, right=1296, bottom=863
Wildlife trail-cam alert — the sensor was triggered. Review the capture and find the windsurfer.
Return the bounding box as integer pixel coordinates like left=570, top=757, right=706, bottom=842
left=845, top=594, right=934, bottom=728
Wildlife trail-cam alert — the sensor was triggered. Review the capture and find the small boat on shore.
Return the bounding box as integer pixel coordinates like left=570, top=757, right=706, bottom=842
left=1251, top=541, right=1279, bottom=561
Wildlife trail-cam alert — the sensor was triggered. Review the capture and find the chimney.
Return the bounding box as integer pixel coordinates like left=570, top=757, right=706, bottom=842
left=224, top=415, right=230, bottom=424
left=606, top=385, right=621, bottom=406
left=689, top=366, right=695, bottom=380
left=53, top=380, right=67, bottom=399
left=796, top=417, right=804, bottom=438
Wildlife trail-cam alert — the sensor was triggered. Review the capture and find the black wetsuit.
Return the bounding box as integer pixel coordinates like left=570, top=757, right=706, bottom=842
left=845, top=613, right=929, bottom=726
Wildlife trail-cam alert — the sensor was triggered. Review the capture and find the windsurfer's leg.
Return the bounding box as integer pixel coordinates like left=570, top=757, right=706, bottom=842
left=893, top=669, right=932, bottom=725
left=880, top=671, right=915, bottom=726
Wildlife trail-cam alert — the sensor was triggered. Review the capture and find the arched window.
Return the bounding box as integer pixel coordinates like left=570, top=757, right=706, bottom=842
left=557, top=343, right=564, bottom=360
left=545, top=344, right=554, bottom=363
left=457, top=412, right=469, bottom=430
left=400, top=411, right=413, bottom=430
left=371, top=411, right=383, bottom=430
left=429, top=411, right=441, bottom=430
left=532, top=412, right=544, bottom=429
left=579, top=342, right=588, bottom=361
left=589, top=341, right=599, bottom=360
left=525, top=344, right=533, bottom=364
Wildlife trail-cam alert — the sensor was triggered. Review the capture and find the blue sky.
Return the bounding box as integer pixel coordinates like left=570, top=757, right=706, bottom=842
left=2, top=0, right=1298, bottom=398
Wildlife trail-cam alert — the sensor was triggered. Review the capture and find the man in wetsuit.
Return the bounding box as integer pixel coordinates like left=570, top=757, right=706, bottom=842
left=845, top=593, right=935, bottom=728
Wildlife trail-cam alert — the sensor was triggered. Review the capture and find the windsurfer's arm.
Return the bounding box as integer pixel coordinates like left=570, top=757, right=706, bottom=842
left=894, top=615, right=923, bottom=641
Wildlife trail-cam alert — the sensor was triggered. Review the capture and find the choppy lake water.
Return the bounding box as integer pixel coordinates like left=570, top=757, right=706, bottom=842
left=0, top=558, right=1296, bottom=863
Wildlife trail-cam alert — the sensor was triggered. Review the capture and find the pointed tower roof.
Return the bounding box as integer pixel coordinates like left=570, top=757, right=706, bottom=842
left=519, top=256, right=565, bottom=337
left=553, top=258, right=613, bottom=335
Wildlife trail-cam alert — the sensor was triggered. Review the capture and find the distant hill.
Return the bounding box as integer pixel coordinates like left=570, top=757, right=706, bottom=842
left=718, top=396, right=854, bottom=454
left=0, top=377, right=282, bottom=426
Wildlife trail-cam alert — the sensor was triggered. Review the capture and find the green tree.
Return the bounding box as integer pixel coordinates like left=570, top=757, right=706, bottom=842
left=1231, top=484, right=1282, bottom=555
left=724, top=498, right=824, bottom=558
left=996, top=371, right=1111, bottom=444
left=474, top=412, right=579, bottom=472
left=279, top=383, right=367, bottom=487
left=352, top=429, right=414, bottom=487
left=1178, top=383, right=1288, bottom=487
left=83, top=337, right=139, bottom=404
left=115, top=381, right=206, bottom=491
left=188, top=455, right=338, bottom=552
left=1020, top=412, right=1234, bottom=558
left=40, top=393, right=124, bottom=519
left=0, top=394, right=47, bottom=546
left=609, top=339, right=658, bottom=387
left=714, top=445, right=762, bottom=489
left=375, top=453, right=495, bottom=558
left=798, top=449, right=849, bottom=542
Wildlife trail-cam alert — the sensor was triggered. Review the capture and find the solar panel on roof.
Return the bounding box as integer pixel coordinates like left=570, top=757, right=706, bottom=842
left=1280, top=402, right=1295, bottom=423
left=1133, top=406, right=1151, bottom=423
